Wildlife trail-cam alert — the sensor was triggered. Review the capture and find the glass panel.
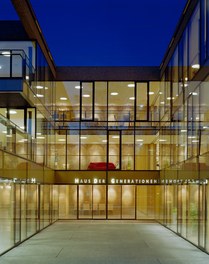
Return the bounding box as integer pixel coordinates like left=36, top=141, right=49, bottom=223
left=59, top=185, right=77, bottom=219
left=136, top=82, right=148, bottom=120
left=55, top=130, right=66, bottom=169
left=206, top=183, right=209, bottom=252
left=108, top=131, right=120, bottom=170
left=108, top=82, right=134, bottom=129
left=81, top=130, right=107, bottom=170
left=0, top=52, right=10, bottom=77
left=14, top=184, right=21, bottom=244
left=136, top=185, right=156, bottom=219
left=12, top=54, right=22, bottom=77
left=108, top=185, right=121, bottom=219
left=67, top=130, right=79, bottom=170
left=81, top=82, right=93, bottom=120
left=0, top=179, right=14, bottom=254
left=165, top=185, right=177, bottom=232
left=122, top=185, right=135, bottom=219
left=187, top=184, right=198, bottom=245
left=93, top=185, right=106, bottom=219
left=122, top=131, right=134, bottom=170
left=78, top=185, right=92, bottom=219
left=21, top=184, right=27, bottom=241
left=95, top=82, right=107, bottom=122
left=27, top=184, right=38, bottom=237
left=199, top=184, right=206, bottom=248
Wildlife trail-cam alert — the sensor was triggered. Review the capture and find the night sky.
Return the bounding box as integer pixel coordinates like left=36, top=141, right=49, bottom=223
left=1, top=0, right=187, bottom=66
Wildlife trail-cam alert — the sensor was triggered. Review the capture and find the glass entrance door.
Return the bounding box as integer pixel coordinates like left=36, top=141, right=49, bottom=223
left=108, top=185, right=136, bottom=219
left=78, top=185, right=106, bottom=219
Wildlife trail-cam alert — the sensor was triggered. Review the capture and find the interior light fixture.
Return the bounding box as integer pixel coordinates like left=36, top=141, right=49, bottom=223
left=136, top=139, right=144, bottom=142
left=160, top=101, right=165, bottom=105
left=159, top=139, right=167, bottom=142
left=203, top=126, right=209, bottom=129
left=110, top=92, right=118, bottom=96
left=192, top=64, right=200, bottom=69
left=80, top=136, right=87, bottom=139
left=37, top=136, right=45, bottom=139
left=129, top=97, right=135, bottom=100
left=191, top=92, right=198, bottom=96
left=58, top=139, right=66, bottom=142
left=36, top=85, right=44, bottom=89
left=2, top=130, right=7, bottom=134
left=6, top=135, right=12, bottom=138
left=167, top=97, right=175, bottom=100
left=36, top=132, right=42, bottom=136
left=45, top=87, right=48, bottom=90
left=75, top=85, right=82, bottom=89
left=60, top=97, right=67, bottom=100
left=9, top=110, right=17, bottom=114
left=159, top=92, right=163, bottom=95
left=192, top=140, right=199, bottom=143
left=83, top=94, right=90, bottom=98
left=36, top=94, right=44, bottom=98
left=180, top=130, right=187, bottom=133
left=188, top=136, right=196, bottom=139
left=128, top=84, right=135, bottom=87
left=112, top=136, right=119, bottom=139
left=2, top=51, right=11, bottom=57
left=185, top=77, right=188, bottom=81
left=102, top=139, right=107, bottom=143
left=149, top=92, right=155, bottom=95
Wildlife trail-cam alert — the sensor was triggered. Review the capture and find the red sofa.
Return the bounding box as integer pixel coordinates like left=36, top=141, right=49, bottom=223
left=87, top=162, right=116, bottom=170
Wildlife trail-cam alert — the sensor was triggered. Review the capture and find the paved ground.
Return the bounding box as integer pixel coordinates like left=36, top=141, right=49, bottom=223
left=0, top=220, right=209, bottom=264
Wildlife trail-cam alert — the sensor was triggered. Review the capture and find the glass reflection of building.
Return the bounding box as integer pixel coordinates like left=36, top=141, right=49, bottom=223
left=1, top=0, right=209, bottom=256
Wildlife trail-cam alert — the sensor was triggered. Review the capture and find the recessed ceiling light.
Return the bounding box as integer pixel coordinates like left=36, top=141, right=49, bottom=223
left=58, top=139, right=66, bottom=142
left=112, top=136, right=119, bottom=139
left=60, top=97, right=67, bottom=100
left=2, top=130, right=7, bottom=134
left=75, top=85, right=82, bottom=89
left=167, top=97, right=175, bottom=100
left=9, top=110, right=17, bottom=114
left=159, top=139, right=167, bottom=142
left=191, top=92, right=198, bottom=96
left=83, top=94, right=90, bottom=98
left=2, top=51, right=11, bottom=57
left=136, top=139, right=144, bottom=142
left=129, top=97, right=135, bottom=100
left=185, top=77, right=188, bottom=81
left=159, top=92, right=163, bottom=95
left=149, top=92, right=155, bottom=95
left=37, top=136, right=45, bottom=139
left=110, top=92, right=118, bottom=96
left=26, top=75, right=29, bottom=80
left=102, top=139, right=107, bottom=143
left=36, top=85, right=44, bottom=89
left=180, top=130, right=187, bottom=133
left=192, top=64, right=200, bottom=69
left=192, top=140, right=199, bottom=143
left=160, top=101, right=165, bottom=105
left=128, top=84, right=135, bottom=87
left=36, top=132, right=42, bottom=136
left=36, top=94, right=44, bottom=98
left=80, top=136, right=87, bottom=139
left=45, top=87, right=48, bottom=90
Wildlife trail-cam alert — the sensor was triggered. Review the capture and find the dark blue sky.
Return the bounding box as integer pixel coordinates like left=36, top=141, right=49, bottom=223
left=1, top=0, right=187, bottom=66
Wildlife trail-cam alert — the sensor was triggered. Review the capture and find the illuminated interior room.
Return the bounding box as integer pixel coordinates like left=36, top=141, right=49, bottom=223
left=1, top=0, right=209, bottom=257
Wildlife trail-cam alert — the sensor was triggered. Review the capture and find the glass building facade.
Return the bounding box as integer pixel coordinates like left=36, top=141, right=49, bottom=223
left=1, top=0, right=209, bottom=256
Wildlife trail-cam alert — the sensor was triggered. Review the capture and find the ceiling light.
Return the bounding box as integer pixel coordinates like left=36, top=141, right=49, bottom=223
left=129, top=97, right=135, bottom=100
left=9, top=110, right=17, bottom=114
left=160, top=101, right=165, bottom=105
left=25, top=75, right=29, bottom=80
left=188, top=136, right=196, bottom=139
left=185, top=77, right=188, bottom=81
left=58, top=139, right=66, bottom=142
left=2, top=130, right=7, bottom=134
left=102, top=139, right=107, bottom=143
left=128, top=84, right=135, bottom=87
left=159, top=92, right=163, bottom=95
left=45, top=87, right=48, bottom=90
left=83, top=94, right=90, bottom=98
left=180, top=130, right=187, bottom=133
left=149, top=92, right=155, bottom=95
left=36, top=85, right=43, bottom=89
left=36, top=94, right=44, bottom=98
left=159, top=139, right=167, bottom=142
left=192, top=64, right=200, bottom=69
left=37, top=136, right=45, bottom=139
left=196, top=117, right=199, bottom=120
left=192, top=140, right=199, bottom=143
left=2, top=51, right=11, bottom=57
left=136, top=139, right=144, bottom=142
left=111, top=92, right=118, bottom=96
left=191, top=92, right=198, bottom=96
left=75, top=85, right=82, bottom=89
left=36, top=132, right=42, bottom=136
left=6, top=135, right=12, bottom=138
left=60, top=97, right=67, bottom=100
left=0, top=66, right=2, bottom=69
left=203, top=126, right=209, bottom=129
left=167, top=97, right=175, bottom=100
left=80, top=136, right=87, bottom=139
left=112, top=136, right=119, bottom=139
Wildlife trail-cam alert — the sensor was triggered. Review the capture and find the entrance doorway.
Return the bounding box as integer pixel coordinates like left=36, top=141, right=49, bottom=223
left=58, top=184, right=160, bottom=220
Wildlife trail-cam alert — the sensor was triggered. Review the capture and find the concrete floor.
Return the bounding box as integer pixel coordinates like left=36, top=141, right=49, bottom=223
left=0, top=221, right=209, bottom=264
